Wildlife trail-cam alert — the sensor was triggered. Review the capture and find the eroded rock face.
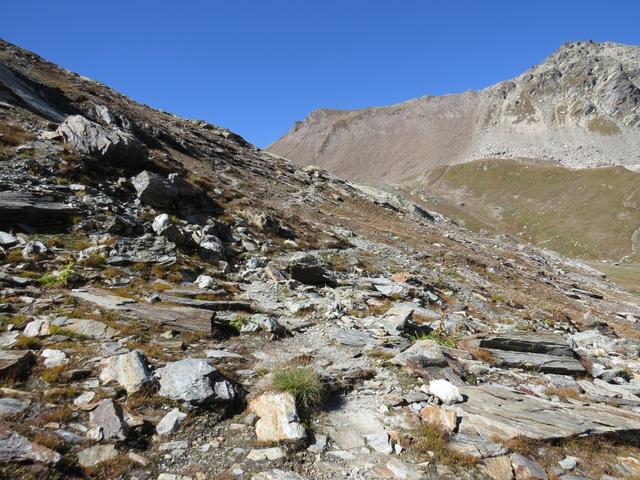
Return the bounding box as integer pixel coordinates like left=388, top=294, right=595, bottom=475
left=156, top=358, right=236, bottom=405
left=57, top=115, right=147, bottom=166
left=99, top=350, right=154, bottom=394
left=248, top=392, right=306, bottom=442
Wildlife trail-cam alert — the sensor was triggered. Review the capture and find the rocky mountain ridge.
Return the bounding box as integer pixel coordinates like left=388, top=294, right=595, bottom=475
left=269, top=41, right=640, bottom=183
left=1, top=38, right=640, bottom=480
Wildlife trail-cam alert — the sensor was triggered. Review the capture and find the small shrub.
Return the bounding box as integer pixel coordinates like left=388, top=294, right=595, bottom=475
left=272, top=367, right=324, bottom=412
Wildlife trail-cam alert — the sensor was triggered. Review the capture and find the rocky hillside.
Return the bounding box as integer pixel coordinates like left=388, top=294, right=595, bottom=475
left=269, top=41, right=640, bottom=183
left=2, top=38, right=640, bottom=480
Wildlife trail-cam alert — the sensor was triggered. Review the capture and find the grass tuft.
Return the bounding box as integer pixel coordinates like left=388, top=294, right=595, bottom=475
left=272, top=367, right=325, bottom=412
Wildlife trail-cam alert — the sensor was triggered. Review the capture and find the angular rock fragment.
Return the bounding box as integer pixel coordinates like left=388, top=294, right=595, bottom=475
left=0, top=398, right=30, bottom=417
left=248, top=392, right=306, bottom=442
left=0, top=191, right=77, bottom=232
left=23, top=319, right=50, bottom=337
left=57, top=114, right=146, bottom=165
left=458, top=384, right=640, bottom=440
left=156, top=408, right=187, bottom=435
left=41, top=349, right=68, bottom=368
left=459, top=333, right=585, bottom=376
left=0, top=350, right=35, bottom=379
left=131, top=170, right=198, bottom=208
left=253, top=471, right=307, bottom=480
left=0, top=423, right=61, bottom=464
left=483, top=455, right=514, bottom=480
left=390, top=339, right=447, bottom=368
left=420, top=404, right=458, bottom=431
left=511, top=453, right=547, bottom=480
left=99, top=350, right=154, bottom=394
left=77, top=444, right=118, bottom=468
left=156, top=358, right=235, bottom=405
left=88, top=399, right=129, bottom=441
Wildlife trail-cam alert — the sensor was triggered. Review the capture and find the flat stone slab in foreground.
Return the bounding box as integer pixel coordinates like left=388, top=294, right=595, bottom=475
left=70, top=287, right=214, bottom=333
left=457, top=385, right=640, bottom=440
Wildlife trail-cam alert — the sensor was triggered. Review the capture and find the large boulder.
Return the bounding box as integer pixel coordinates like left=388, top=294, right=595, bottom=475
left=248, top=392, right=306, bottom=442
left=156, top=358, right=235, bottom=405
left=57, top=115, right=146, bottom=165
left=131, top=171, right=199, bottom=208
left=99, top=350, right=154, bottom=394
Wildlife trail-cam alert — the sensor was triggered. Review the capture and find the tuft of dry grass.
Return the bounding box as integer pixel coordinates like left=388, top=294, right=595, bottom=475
left=413, top=422, right=477, bottom=467
left=468, top=347, right=497, bottom=364
left=543, top=386, right=581, bottom=402
left=272, top=367, right=325, bottom=412
left=35, top=406, right=74, bottom=426
left=13, top=336, right=41, bottom=351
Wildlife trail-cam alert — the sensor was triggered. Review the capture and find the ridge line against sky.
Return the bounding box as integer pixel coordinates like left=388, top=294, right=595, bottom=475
left=3, top=0, right=640, bottom=147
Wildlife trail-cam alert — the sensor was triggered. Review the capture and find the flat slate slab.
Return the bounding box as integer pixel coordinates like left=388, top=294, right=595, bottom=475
left=0, top=191, right=76, bottom=232
left=457, top=385, right=640, bottom=440
left=0, top=351, right=35, bottom=379
left=459, top=332, right=586, bottom=376
left=70, top=287, right=214, bottom=333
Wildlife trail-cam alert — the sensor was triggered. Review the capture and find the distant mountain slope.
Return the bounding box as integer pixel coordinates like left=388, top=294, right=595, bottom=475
left=403, top=159, right=640, bottom=261
left=269, top=41, right=640, bottom=183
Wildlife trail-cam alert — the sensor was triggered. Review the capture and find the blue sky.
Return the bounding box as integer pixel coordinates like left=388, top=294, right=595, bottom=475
left=3, top=1, right=640, bottom=147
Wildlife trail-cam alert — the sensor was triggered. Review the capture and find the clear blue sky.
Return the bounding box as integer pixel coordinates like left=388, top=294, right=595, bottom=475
left=3, top=1, right=640, bottom=147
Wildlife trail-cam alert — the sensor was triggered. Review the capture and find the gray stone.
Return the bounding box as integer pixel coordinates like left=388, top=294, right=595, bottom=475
left=511, top=453, right=547, bottom=480
left=77, top=444, right=118, bottom=468
left=0, top=397, right=30, bottom=416
left=247, top=447, right=286, bottom=461
left=559, top=456, right=579, bottom=470
left=458, top=385, right=640, bottom=440
left=59, top=318, right=118, bottom=339
left=332, top=328, right=374, bottom=348
left=131, top=170, right=198, bottom=208
left=248, top=392, right=306, bottom=442
left=390, top=339, right=447, bottom=368
left=253, top=470, right=307, bottom=480
left=0, top=350, right=35, bottom=379
left=0, top=232, right=18, bottom=248
left=159, top=440, right=188, bottom=451
left=99, top=350, right=154, bottom=394
left=0, top=424, right=61, bottom=464
left=157, top=358, right=235, bottom=405
left=23, top=319, right=51, bottom=337
left=57, top=115, right=146, bottom=165
left=156, top=408, right=187, bottom=435
left=89, top=399, right=129, bottom=441
left=377, top=458, right=423, bottom=480
left=41, top=349, right=68, bottom=368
